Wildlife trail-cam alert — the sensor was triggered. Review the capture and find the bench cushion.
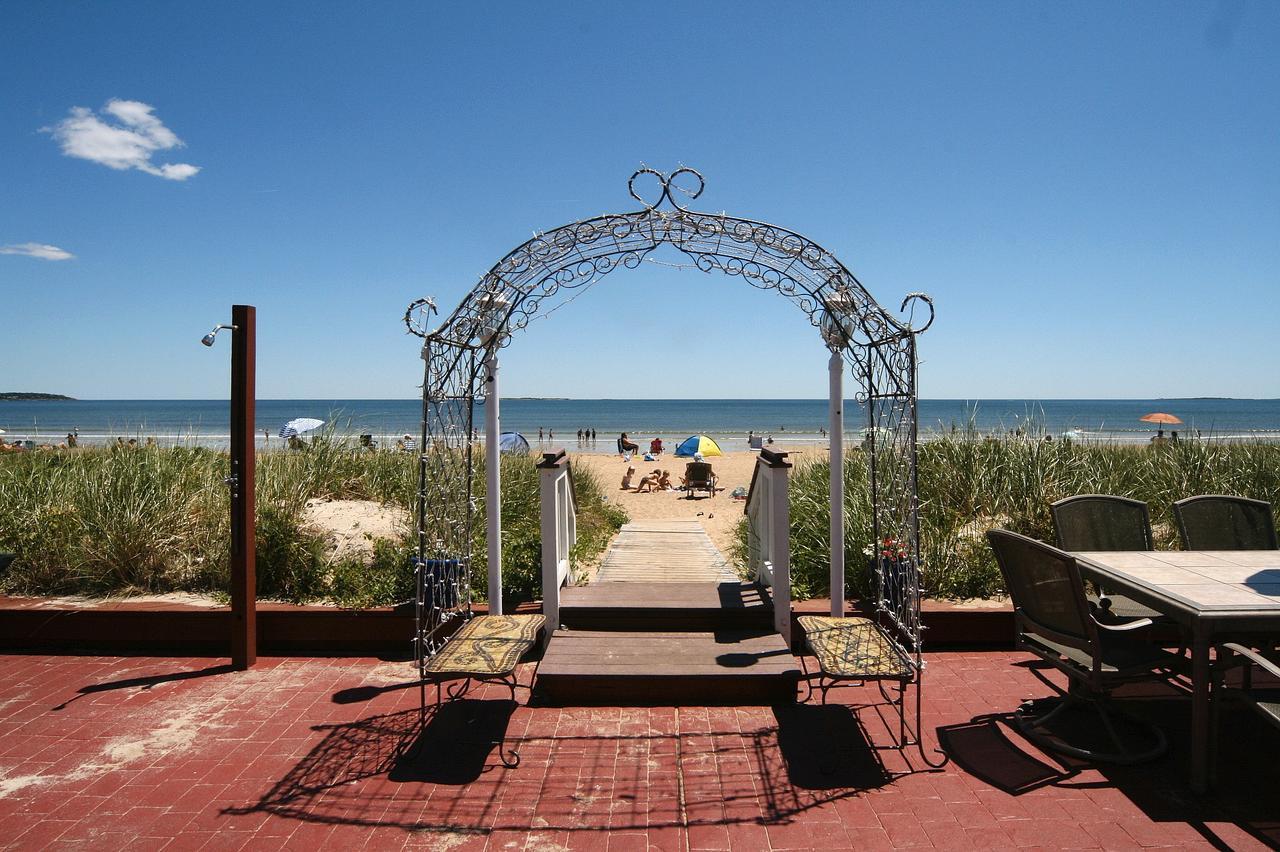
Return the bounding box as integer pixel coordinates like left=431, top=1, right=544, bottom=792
left=424, top=614, right=545, bottom=677
left=798, top=615, right=913, bottom=680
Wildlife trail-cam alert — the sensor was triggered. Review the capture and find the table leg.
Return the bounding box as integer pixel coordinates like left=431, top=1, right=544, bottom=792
left=1190, top=626, right=1210, bottom=794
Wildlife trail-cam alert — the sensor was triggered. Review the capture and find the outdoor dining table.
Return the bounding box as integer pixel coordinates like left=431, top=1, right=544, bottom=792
left=1071, top=550, right=1280, bottom=794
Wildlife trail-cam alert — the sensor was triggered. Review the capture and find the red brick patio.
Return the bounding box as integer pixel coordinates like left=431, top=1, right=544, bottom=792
left=0, top=651, right=1275, bottom=850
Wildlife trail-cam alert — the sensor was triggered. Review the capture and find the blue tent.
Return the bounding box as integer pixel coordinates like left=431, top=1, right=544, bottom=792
left=674, top=434, right=723, bottom=457
left=499, top=431, right=530, bottom=454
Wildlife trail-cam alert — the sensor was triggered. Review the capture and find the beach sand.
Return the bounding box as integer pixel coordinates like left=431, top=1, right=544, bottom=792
left=571, top=446, right=824, bottom=566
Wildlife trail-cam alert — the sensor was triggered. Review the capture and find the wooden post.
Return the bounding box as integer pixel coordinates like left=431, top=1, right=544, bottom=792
left=230, top=304, right=256, bottom=670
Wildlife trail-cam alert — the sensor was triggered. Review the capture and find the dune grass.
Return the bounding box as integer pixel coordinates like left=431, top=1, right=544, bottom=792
left=0, top=441, right=624, bottom=608
left=750, top=433, right=1280, bottom=602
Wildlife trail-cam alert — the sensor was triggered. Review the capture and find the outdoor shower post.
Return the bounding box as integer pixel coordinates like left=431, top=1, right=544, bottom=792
left=828, top=350, right=845, bottom=617
left=485, top=351, right=503, bottom=614
left=230, top=304, right=257, bottom=669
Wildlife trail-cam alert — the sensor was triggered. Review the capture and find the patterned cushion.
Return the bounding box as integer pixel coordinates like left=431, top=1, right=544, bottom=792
left=452, top=614, right=545, bottom=643
left=424, top=614, right=545, bottom=677
left=797, top=615, right=913, bottom=679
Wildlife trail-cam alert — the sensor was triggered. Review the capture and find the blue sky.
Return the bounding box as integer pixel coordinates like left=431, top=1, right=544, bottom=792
left=2, top=2, right=1277, bottom=400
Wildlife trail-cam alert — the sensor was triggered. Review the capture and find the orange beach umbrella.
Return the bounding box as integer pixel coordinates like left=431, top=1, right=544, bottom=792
left=1139, top=412, right=1182, bottom=426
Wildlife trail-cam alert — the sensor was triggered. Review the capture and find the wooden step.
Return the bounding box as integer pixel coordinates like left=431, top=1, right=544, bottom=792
left=559, top=581, right=773, bottom=631
left=536, top=629, right=800, bottom=706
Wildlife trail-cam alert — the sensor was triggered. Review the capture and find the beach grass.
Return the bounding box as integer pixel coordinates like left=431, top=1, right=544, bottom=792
left=765, top=432, right=1280, bottom=601
left=0, top=440, right=625, bottom=608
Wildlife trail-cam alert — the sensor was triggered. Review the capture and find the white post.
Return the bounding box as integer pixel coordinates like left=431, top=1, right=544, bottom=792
left=769, top=460, right=792, bottom=642
left=538, top=452, right=569, bottom=641
left=485, top=352, right=502, bottom=615
left=829, top=350, right=845, bottom=618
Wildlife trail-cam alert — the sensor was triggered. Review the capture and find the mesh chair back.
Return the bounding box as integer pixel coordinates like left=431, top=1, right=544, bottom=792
left=1051, top=495, right=1153, bottom=551
left=987, top=529, right=1095, bottom=651
left=1173, top=495, right=1278, bottom=550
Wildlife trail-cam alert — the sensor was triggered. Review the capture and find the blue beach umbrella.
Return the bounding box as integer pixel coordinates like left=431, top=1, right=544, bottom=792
left=499, top=431, right=530, bottom=454
left=675, top=435, right=723, bottom=457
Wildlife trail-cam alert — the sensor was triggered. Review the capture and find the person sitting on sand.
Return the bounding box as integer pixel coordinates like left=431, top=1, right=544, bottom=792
left=657, top=470, right=672, bottom=490
left=634, top=469, right=661, bottom=493
left=621, top=466, right=636, bottom=490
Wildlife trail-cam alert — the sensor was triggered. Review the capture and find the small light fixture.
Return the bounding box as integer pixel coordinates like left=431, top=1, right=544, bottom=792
left=201, top=324, right=236, bottom=347
left=820, top=291, right=856, bottom=348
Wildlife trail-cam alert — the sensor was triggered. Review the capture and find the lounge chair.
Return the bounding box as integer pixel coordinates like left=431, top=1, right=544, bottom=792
left=683, top=461, right=716, bottom=499
left=986, top=529, right=1180, bottom=763
left=1173, top=495, right=1278, bottom=550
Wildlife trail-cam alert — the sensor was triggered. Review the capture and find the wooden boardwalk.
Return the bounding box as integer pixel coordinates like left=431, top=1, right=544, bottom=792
left=593, top=520, right=739, bottom=583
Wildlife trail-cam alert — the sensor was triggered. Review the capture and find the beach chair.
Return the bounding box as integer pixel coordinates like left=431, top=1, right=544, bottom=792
left=683, top=461, right=716, bottom=499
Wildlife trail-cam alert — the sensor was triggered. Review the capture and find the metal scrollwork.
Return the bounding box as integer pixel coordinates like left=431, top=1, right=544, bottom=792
left=409, top=168, right=934, bottom=716
left=628, top=165, right=705, bottom=212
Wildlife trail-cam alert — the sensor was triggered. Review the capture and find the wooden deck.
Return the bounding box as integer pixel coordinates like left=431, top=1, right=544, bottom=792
left=537, top=629, right=800, bottom=706
left=538, top=520, right=798, bottom=706
left=560, top=581, right=773, bottom=631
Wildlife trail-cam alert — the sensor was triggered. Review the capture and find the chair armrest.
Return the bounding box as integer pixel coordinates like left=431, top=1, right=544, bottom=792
left=1092, top=615, right=1155, bottom=632
left=1222, top=643, right=1280, bottom=679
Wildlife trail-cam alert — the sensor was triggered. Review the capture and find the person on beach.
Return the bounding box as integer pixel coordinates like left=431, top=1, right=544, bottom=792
left=539, top=428, right=544, bottom=440
left=591, top=428, right=596, bottom=441
left=618, top=432, right=639, bottom=456
left=657, top=470, right=672, bottom=490
left=621, top=466, right=636, bottom=490
left=1150, top=429, right=1168, bottom=446
left=650, top=437, right=663, bottom=456
left=65, top=432, right=76, bottom=448
left=680, top=453, right=717, bottom=492
left=634, top=469, right=661, bottom=493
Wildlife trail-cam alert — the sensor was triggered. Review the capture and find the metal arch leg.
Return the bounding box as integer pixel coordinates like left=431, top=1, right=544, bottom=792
left=798, top=655, right=819, bottom=703
left=912, top=675, right=949, bottom=768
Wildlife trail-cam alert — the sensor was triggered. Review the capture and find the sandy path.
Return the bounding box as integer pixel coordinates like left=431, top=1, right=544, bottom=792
left=571, top=447, right=825, bottom=574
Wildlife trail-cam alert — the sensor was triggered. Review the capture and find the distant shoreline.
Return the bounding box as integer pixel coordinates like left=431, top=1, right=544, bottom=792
left=0, top=393, right=75, bottom=401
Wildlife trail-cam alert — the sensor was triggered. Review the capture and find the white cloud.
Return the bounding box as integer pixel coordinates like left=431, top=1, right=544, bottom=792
left=0, top=243, right=75, bottom=261
left=44, top=99, right=201, bottom=181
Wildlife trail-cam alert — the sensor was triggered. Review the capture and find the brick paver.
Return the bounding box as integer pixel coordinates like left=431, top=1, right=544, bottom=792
left=0, top=651, right=1275, bottom=850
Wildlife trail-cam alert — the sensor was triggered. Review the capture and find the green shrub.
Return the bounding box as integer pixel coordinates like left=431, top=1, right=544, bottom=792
left=745, top=435, right=1280, bottom=602
left=0, top=439, right=623, bottom=608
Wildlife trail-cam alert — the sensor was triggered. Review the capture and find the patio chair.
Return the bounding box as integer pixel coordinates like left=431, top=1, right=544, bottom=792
left=683, top=461, right=716, bottom=499
left=1173, top=495, right=1278, bottom=551
left=1050, top=495, right=1168, bottom=623
left=1215, top=643, right=1280, bottom=732
left=986, top=529, right=1182, bottom=763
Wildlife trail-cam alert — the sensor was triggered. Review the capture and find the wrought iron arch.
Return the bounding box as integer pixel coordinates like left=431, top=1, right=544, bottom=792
left=406, top=167, right=934, bottom=689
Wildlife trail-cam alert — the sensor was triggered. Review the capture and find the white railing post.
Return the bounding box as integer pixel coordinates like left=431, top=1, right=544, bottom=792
left=538, top=451, right=576, bottom=640
left=768, top=455, right=791, bottom=642
left=745, top=449, right=792, bottom=642
left=485, top=351, right=502, bottom=615
left=829, top=350, right=845, bottom=618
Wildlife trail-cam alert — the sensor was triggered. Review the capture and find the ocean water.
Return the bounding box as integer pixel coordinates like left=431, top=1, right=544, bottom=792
left=2, top=398, right=1278, bottom=449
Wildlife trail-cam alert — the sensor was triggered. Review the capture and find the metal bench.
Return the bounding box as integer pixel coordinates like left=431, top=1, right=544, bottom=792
left=419, top=613, right=545, bottom=767
left=797, top=614, right=927, bottom=757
